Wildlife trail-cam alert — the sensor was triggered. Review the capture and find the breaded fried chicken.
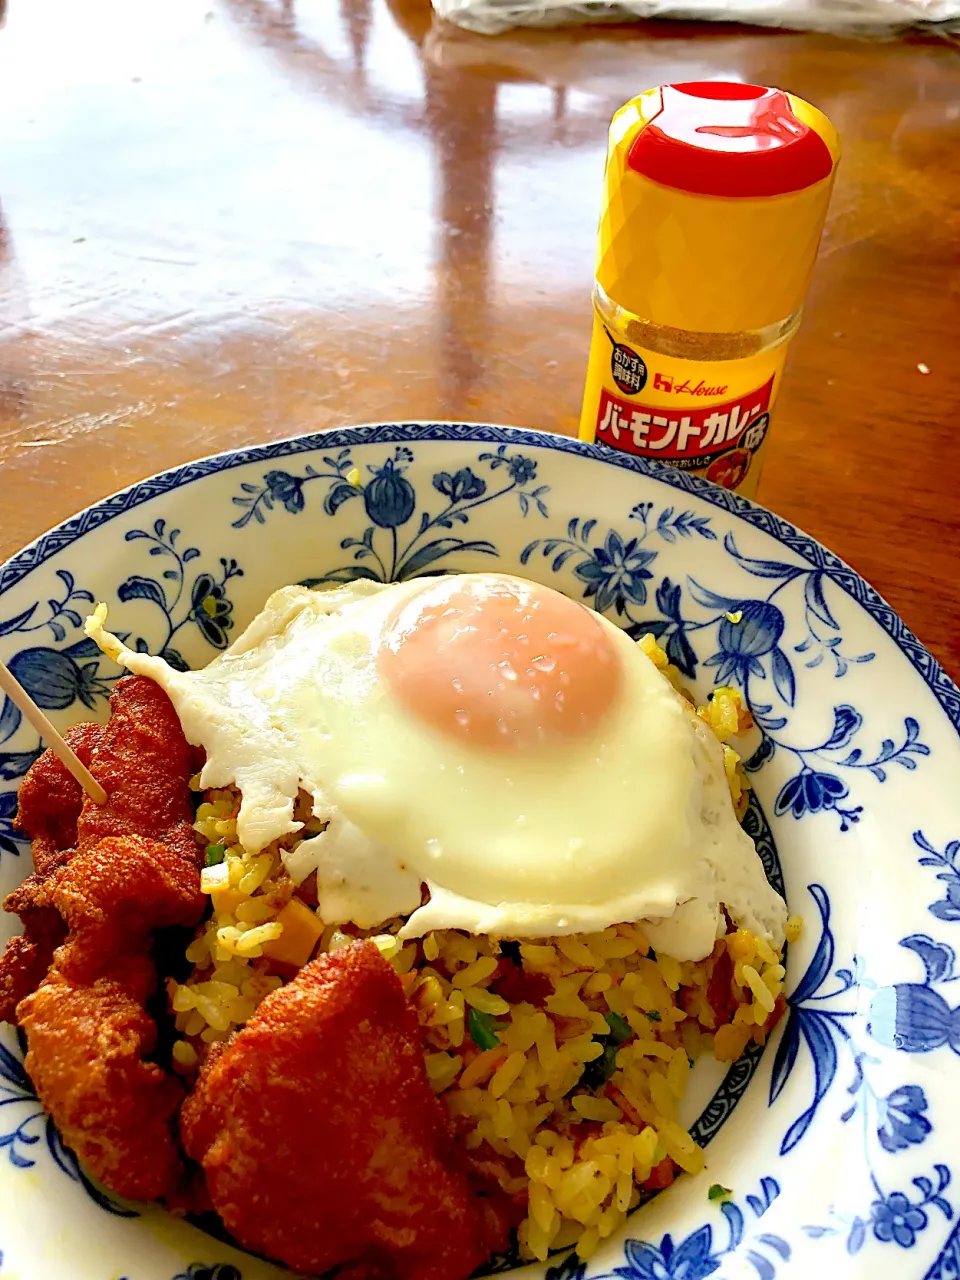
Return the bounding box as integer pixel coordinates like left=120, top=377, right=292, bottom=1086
left=17, top=836, right=204, bottom=1201
left=0, top=675, right=204, bottom=1200
left=0, top=675, right=200, bottom=1024
left=17, top=967, right=183, bottom=1199
left=0, top=907, right=66, bottom=1027
left=73, top=675, right=198, bottom=862
left=0, top=725, right=103, bottom=1023
left=26, top=835, right=205, bottom=976
left=17, top=722, right=103, bottom=875
left=181, top=941, right=487, bottom=1280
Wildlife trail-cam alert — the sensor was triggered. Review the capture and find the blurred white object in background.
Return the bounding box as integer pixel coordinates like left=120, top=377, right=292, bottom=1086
left=432, top=0, right=960, bottom=35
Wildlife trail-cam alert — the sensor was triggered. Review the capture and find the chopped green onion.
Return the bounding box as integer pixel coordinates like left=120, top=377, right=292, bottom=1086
left=467, top=1007, right=502, bottom=1051
left=644, top=1010, right=662, bottom=1022
left=205, top=843, right=227, bottom=866
left=581, top=1043, right=618, bottom=1091
left=708, top=1184, right=733, bottom=1202
left=605, top=1011, right=632, bottom=1044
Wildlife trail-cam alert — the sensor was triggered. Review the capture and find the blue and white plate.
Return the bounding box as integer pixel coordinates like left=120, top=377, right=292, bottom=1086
left=1, top=424, right=958, bottom=1280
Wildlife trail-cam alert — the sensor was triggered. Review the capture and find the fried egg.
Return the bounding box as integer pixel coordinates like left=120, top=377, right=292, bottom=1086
left=87, top=573, right=786, bottom=960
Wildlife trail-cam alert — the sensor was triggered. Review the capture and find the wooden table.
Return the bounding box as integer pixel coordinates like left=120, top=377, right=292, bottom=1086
left=0, top=0, right=957, bottom=674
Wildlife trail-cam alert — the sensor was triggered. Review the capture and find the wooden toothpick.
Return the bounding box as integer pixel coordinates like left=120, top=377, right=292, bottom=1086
left=0, top=659, right=107, bottom=805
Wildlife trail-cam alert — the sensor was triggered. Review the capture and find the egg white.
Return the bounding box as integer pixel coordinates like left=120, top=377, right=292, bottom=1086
left=87, top=575, right=786, bottom=960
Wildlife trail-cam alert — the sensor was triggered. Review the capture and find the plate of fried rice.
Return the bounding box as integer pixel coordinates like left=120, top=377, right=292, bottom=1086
left=1, top=423, right=958, bottom=1280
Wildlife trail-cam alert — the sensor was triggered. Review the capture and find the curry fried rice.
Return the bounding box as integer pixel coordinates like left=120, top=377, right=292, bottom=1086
left=168, top=641, right=800, bottom=1264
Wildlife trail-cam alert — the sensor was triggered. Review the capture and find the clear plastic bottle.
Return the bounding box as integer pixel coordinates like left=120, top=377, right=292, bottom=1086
left=580, top=82, right=840, bottom=499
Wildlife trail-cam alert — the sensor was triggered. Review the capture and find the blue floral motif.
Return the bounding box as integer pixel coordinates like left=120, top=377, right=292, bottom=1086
left=544, top=1181, right=788, bottom=1280
left=872, top=981, right=958, bottom=1055
left=915, top=831, right=960, bottom=924
left=0, top=638, right=115, bottom=747
left=264, top=469, right=308, bottom=515
left=806, top=1168, right=953, bottom=1256
left=772, top=768, right=852, bottom=823
left=687, top=540, right=925, bottom=834
left=613, top=1226, right=720, bottom=1279
left=660, top=531, right=877, bottom=690
left=365, top=455, right=417, bottom=528
left=522, top=505, right=715, bottom=626
left=770, top=885, right=864, bottom=1155
left=0, top=746, right=43, bottom=789
left=0, top=569, right=93, bottom=646
left=878, top=1085, right=933, bottom=1153
left=432, top=467, right=487, bottom=505
left=773, top=880, right=956, bottom=1258
left=704, top=599, right=786, bottom=688
left=119, top=519, right=243, bottom=664
left=506, top=455, right=537, bottom=486
left=759, top=714, right=928, bottom=834
left=872, top=1189, right=932, bottom=1248
left=573, top=532, right=657, bottom=614
left=868, top=936, right=960, bottom=1057
left=772, top=889, right=951, bottom=1150
left=0, top=570, right=108, bottom=746
left=0, top=792, right=21, bottom=860
left=616, top=1223, right=721, bottom=1274
left=234, top=445, right=548, bottom=585
left=696, top=542, right=925, bottom=832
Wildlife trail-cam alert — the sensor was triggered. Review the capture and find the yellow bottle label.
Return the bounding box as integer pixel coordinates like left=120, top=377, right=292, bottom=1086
left=579, top=315, right=791, bottom=500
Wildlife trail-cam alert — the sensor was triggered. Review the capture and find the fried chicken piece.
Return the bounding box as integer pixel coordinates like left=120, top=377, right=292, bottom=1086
left=181, top=941, right=487, bottom=1280
left=74, top=675, right=199, bottom=865
left=27, top=834, right=205, bottom=977
left=0, top=863, right=70, bottom=1025
left=17, top=835, right=204, bottom=1201
left=0, top=725, right=104, bottom=1022
left=17, top=967, right=184, bottom=1199
left=0, top=931, right=60, bottom=1027
left=16, top=722, right=104, bottom=875
left=1, top=675, right=202, bottom=1195
left=0, top=675, right=199, bottom=1025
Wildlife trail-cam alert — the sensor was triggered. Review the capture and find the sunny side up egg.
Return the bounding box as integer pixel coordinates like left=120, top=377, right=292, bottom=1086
left=86, top=573, right=786, bottom=961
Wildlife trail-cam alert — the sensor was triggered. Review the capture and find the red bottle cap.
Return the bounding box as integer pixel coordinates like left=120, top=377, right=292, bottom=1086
left=627, top=82, right=834, bottom=198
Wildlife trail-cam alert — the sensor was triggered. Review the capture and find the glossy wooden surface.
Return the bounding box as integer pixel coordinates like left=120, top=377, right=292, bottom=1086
left=0, top=0, right=957, bottom=674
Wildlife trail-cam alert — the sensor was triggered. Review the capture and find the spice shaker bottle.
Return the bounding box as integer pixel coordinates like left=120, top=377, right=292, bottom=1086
left=579, top=82, right=840, bottom=498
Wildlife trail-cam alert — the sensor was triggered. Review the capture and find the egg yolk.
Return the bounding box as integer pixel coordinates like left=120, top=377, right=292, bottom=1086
left=379, top=575, right=622, bottom=751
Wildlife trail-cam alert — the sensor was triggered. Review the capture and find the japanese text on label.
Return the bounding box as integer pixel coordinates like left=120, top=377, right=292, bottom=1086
left=595, top=377, right=774, bottom=465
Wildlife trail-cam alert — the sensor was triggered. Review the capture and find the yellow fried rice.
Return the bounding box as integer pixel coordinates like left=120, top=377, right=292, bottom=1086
left=167, top=637, right=800, bottom=1264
